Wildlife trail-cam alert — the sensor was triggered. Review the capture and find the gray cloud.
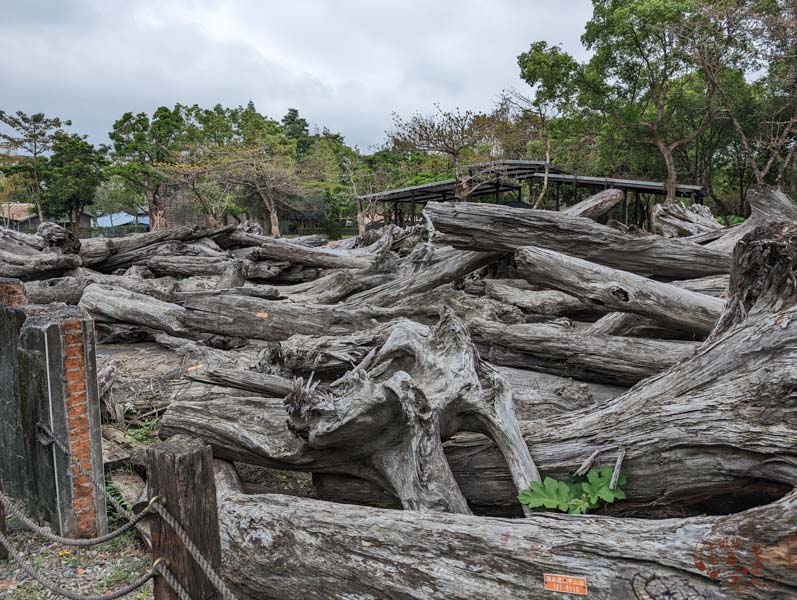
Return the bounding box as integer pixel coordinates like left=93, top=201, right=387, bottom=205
left=1, top=0, right=592, bottom=150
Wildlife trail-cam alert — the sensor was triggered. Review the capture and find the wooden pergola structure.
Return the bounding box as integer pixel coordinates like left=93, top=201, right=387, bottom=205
left=357, top=160, right=706, bottom=227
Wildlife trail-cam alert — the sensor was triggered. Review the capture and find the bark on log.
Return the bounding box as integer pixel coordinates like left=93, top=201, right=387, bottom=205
left=515, top=246, right=725, bottom=335
left=425, top=201, right=731, bottom=278
left=217, top=485, right=797, bottom=600
left=561, top=188, right=624, bottom=219
left=471, top=319, right=697, bottom=386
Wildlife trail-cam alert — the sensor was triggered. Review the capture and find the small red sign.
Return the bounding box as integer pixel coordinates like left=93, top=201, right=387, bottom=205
left=543, top=573, right=588, bottom=595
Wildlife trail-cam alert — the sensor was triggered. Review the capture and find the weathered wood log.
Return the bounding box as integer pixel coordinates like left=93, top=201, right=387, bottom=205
left=37, top=222, right=81, bottom=254
left=175, top=224, right=797, bottom=519
left=188, top=368, right=293, bottom=397
left=652, top=201, right=724, bottom=237
left=515, top=246, right=725, bottom=335
left=79, top=284, right=195, bottom=338
left=471, top=319, right=697, bottom=386
left=346, top=247, right=502, bottom=306
left=166, top=311, right=540, bottom=516
left=289, top=233, right=328, bottom=247
left=708, top=185, right=797, bottom=253
left=425, top=201, right=731, bottom=278
left=146, top=256, right=284, bottom=280
left=0, top=247, right=83, bottom=280
left=217, top=483, right=797, bottom=600
left=24, top=272, right=178, bottom=304
left=0, top=227, right=44, bottom=252
left=482, top=280, right=597, bottom=317
left=283, top=310, right=539, bottom=514
left=277, top=270, right=381, bottom=304
left=215, top=260, right=247, bottom=289
left=241, top=236, right=372, bottom=270
left=561, top=188, right=624, bottom=219
left=587, top=274, right=728, bottom=337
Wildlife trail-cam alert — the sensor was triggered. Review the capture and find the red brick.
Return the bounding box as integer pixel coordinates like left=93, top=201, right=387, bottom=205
left=62, top=333, right=84, bottom=346
left=63, top=356, right=85, bottom=370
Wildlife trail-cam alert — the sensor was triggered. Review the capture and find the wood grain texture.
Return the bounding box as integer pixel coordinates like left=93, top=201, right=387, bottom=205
left=424, top=201, right=731, bottom=278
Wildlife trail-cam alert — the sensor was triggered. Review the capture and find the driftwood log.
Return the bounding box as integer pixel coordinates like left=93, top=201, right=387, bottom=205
left=165, top=223, right=797, bottom=520
left=561, top=188, right=624, bottom=219
left=514, top=246, right=725, bottom=335
left=425, top=201, right=731, bottom=278
left=470, top=319, right=697, bottom=386
left=216, top=467, right=797, bottom=599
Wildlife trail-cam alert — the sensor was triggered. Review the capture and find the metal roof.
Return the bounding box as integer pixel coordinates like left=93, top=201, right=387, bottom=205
left=357, top=160, right=568, bottom=203
left=357, top=160, right=705, bottom=203
left=533, top=173, right=705, bottom=198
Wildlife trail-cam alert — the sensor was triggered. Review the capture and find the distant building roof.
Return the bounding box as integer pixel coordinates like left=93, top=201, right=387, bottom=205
left=96, top=211, right=150, bottom=228
left=0, top=203, right=36, bottom=222
left=357, top=160, right=705, bottom=204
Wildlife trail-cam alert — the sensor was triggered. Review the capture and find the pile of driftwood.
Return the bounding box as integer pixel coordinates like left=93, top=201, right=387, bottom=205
left=2, top=184, right=796, bottom=599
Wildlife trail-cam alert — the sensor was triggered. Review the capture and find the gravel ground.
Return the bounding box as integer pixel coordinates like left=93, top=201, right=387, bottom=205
left=0, top=522, right=152, bottom=599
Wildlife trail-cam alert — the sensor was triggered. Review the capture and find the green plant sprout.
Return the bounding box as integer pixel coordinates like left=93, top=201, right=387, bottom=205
left=518, top=466, right=627, bottom=515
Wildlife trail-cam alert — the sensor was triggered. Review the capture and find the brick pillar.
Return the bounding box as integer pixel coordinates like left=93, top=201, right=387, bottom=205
left=0, top=277, right=27, bottom=307
left=17, top=305, right=108, bottom=537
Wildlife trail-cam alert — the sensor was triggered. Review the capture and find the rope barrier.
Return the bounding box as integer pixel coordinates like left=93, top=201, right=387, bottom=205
left=0, top=492, right=155, bottom=547
left=30, top=422, right=239, bottom=599
left=0, top=528, right=154, bottom=600
left=153, top=559, right=193, bottom=600
left=150, top=501, right=238, bottom=600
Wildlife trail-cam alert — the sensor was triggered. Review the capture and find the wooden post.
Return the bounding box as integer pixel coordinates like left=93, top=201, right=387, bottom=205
left=148, top=435, right=222, bottom=600
left=0, top=486, right=7, bottom=561
left=555, top=182, right=561, bottom=211
left=633, top=191, right=641, bottom=226
left=622, top=190, right=628, bottom=225
left=410, top=191, right=416, bottom=225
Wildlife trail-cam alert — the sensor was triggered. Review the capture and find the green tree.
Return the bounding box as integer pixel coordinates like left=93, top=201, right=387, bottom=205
left=580, top=0, right=718, bottom=202
left=94, top=176, right=145, bottom=221
left=109, top=105, right=185, bottom=230
left=0, top=110, right=71, bottom=220
left=517, top=40, right=581, bottom=205
left=282, top=108, right=312, bottom=155
left=42, top=133, right=107, bottom=234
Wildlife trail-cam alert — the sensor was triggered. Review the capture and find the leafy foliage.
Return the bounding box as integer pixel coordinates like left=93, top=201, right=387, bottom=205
left=518, top=468, right=627, bottom=515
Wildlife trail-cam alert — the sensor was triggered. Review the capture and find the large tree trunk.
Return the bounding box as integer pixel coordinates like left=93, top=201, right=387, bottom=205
left=216, top=468, right=797, bottom=599
left=470, top=319, right=697, bottom=386
left=514, top=246, right=725, bottom=336
left=424, top=201, right=730, bottom=278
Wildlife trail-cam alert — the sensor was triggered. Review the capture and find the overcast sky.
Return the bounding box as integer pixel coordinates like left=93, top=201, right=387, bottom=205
left=1, top=0, right=593, bottom=151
